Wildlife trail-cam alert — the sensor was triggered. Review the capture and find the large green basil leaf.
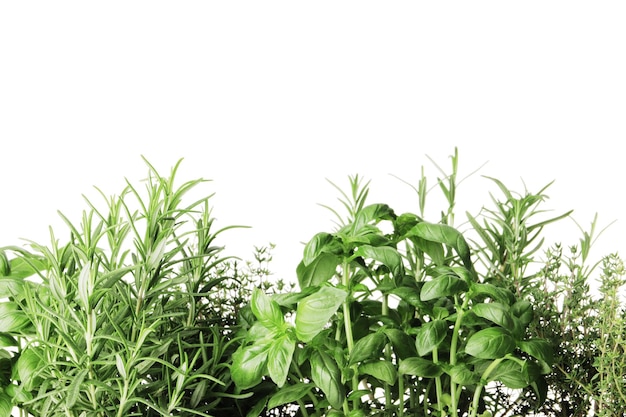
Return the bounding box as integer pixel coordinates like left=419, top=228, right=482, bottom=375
left=472, top=302, right=514, bottom=329
left=268, top=334, right=296, bottom=388
left=390, top=286, right=426, bottom=309
left=488, top=359, right=529, bottom=389
left=420, top=275, right=468, bottom=301
left=354, top=245, right=402, bottom=276
left=310, top=350, right=345, bottom=409
left=0, top=302, right=30, bottom=333
left=6, top=256, right=45, bottom=279
left=13, top=347, right=44, bottom=391
left=511, top=300, right=534, bottom=326
left=251, top=288, right=285, bottom=330
left=297, top=253, right=340, bottom=288
left=295, top=286, right=347, bottom=342
left=302, top=233, right=341, bottom=266
left=231, top=343, right=270, bottom=390
left=398, top=357, right=442, bottom=378
left=0, top=391, right=11, bottom=417
left=465, top=327, right=515, bottom=359
left=383, top=328, right=417, bottom=360
left=349, top=332, right=386, bottom=365
left=351, top=204, right=395, bottom=235
left=0, top=277, right=24, bottom=300
left=470, top=283, right=515, bottom=305
left=359, top=360, right=397, bottom=385
left=517, top=339, right=554, bottom=368
left=267, top=383, right=313, bottom=410
left=411, top=237, right=445, bottom=266
left=409, top=222, right=472, bottom=269
left=415, top=319, right=448, bottom=356
left=446, top=363, right=479, bottom=385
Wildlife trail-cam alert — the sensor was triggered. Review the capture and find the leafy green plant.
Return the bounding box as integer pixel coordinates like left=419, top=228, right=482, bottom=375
left=0, top=157, right=259, bottom=416
left=466, top=172, right=626, bottom=416
left=515, top=236, right=625, bottom=417
left=593, top=253, right=626, bottom=416
left=1, top=149, right=623, bottom=417
left=231, top=150, right=553, bottom=417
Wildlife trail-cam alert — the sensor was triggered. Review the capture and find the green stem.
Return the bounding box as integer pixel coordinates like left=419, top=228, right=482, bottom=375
left=382, top=293, right=392, bottom=408
left=398, top=373, right=405, bottom=417
left=423, top=380, right=432, bottom=415
left=341, top=259, right=359, bottom=410
left=432, top=347, right=445, bottom=417
left=296, top=399, right=310, bottom=417
left=469, top=357, right=505, bottom=417
left=449, top=295, right=469, bottom=415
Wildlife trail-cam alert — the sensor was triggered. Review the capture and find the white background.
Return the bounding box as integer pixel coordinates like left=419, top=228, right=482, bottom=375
left=1, top=2, right=625, bottom=287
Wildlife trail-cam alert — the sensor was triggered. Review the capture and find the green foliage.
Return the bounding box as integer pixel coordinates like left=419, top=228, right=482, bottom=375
left=231, top=149, right=558, bottom=417
left=0, top=158, right=277, bottom=417
left=1, top=149, right=624, bottom=417
left=465, top=171, right=626, bottom=416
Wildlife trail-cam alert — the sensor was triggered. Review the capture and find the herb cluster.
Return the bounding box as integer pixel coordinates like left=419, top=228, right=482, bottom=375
left=1, top=150, right=623, bottom=416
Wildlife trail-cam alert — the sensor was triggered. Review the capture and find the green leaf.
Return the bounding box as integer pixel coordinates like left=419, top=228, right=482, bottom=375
left=0, top=392, right=11, bottom=417
left=447, top=364, right=479, bottom=385
left=347, top=389, right=372, bottom=402
left=354, top=245, right=403, bottom=276
left=0, top=302, right=30, bottom=333
left=77, top=262, right=93, bottom=309
left=352, top=204, right=395, bottom=235
left=383, top=328, right=417, bottom=360
left=231, top=343, right=270, bottom=390
left=420, top=275, right=468, bottom=301
left=14, top=347, right=44, bottom=391
left=531, top=376, right=549, bottom=405
left=115, top=353, right=126, bottom=379
left=0, top=333, right=17, bottom=348
left=465, top=327, right=515, bottom=359
left=394, top=212, right=420, bottom=237
left=409, top=222, right=472, bottom=269
left=0, top=252, right=8, bottom=277
left=488, top=359, right=529, bottom=389
left=251, top=288, right=285, bottom=330
left=272, top=287, right=318, bottom=308
left=302, top=233, right=336, bottom=266
left=415, top=320, right=448, bottom=356
left=66, top=368, right=88, bottom=409
left=511, top=300, right=533, bottom=326
left=410, top=237, right=445, bottom=266
left=295, top=286, right=347, bottom=342
left=97, top=265, right=134, bottom=289
left=267, top=383, right=313, bottom=410
left=267, top=335, right=296, bottom=388
left=390, top=286, right=426, bottom=309
left=349, top=332, right=386, bottom=365
left=398, top=357, right=442, bottom=378
left=359, top=360, right=397, bottom=385
left=517, top=339, right=554, bottom=367
left=0, top=358, right=11, bottom=387
left=296, top=253, right=340, bottom=289
left=432, top=306, right=450, bottom=320
left=7, top=256, right=45, bottom=279
left=0, top=277, right=24, bottom=300
left=472, top=302, right=514, bottom=329
left=146, top=238, right=167, bottom=271
left=470, top=283, right=515, bottom=305
left=310, top=350, right=345, bottom=410
left=4, top=383, right=32, bottom=403
left=190, top=379, right=207, bottom=408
